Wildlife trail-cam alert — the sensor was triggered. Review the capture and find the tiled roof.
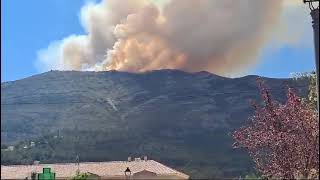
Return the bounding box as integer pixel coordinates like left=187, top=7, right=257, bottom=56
left=1, top=160, right=189, bottom=179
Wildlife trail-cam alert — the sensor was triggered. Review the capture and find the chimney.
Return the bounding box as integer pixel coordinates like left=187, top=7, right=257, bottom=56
left=128, top=157, right=132, bottom=162
left=134, top=157, right=141, bottom=161
left=33, top=161, right=40, bottom=165
left=143, top=156, right=147, bottom=161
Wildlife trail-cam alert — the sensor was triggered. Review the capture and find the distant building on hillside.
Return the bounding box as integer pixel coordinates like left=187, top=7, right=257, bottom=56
left=30, top=141, right=35, bottom=147
left=1, top=157, right=189, bottom=179
left=7, top=146, right=14, bottom=151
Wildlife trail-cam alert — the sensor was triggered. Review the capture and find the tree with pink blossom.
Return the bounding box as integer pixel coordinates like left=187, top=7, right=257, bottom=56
left=233, top=78, right=319, bottom=179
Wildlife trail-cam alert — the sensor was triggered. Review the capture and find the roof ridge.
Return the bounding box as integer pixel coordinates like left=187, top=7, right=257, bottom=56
left=1, top=160, right=154, bottom=167
left=149, top=160, right=189, bottom=178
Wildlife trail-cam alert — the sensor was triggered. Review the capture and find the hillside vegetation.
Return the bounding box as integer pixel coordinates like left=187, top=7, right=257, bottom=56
left=1, top=70, right=308, bottom=178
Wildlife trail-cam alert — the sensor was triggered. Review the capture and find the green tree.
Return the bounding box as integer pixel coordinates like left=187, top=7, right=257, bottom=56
left=71, top=172, right=89, bottom=180
left=292, top=71, right=317, bottom=109
left=244, top=173, right=260, bottom=180
left=1, top=144, right=8, bottom=149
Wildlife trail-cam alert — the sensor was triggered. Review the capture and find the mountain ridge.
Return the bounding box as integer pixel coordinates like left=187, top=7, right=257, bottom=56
left=1, top=69, right=309, bottom=178
left=2, top=69, right=292, bottom=84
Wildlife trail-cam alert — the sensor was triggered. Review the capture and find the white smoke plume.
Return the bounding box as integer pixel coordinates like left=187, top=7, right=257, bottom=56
left=36, top=0, right=309, bottom=76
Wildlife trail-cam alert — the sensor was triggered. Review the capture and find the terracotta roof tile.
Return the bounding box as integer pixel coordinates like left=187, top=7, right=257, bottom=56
left=1, top=160, right=189, bottom=179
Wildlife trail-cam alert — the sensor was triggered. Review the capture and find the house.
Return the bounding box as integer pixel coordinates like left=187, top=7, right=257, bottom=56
left=7, top=146, right=14, bottom=151
left=1, top=157, right=189, bottom=179
left=30, top=142, right=35, bottom=147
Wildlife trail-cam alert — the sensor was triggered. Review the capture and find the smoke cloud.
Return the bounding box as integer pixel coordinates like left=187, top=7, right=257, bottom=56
left=36, top=0, right=306, bottom=76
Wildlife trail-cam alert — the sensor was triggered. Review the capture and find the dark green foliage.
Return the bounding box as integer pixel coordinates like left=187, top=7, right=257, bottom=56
left=1, top=129, right=254, bottom=178
left=292, top=71, right=317, bottom=109
left=71, top=172, right=89, bottom=180
left=1, top=144, right=8, bottom=149
left=244, top=173, right=261, bottom=180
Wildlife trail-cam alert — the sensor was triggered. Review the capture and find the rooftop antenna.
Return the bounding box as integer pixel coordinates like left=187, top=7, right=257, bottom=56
left=303, top=0, right=319, bottom=112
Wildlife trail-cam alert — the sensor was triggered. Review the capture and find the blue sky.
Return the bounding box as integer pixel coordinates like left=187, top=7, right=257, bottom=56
left=252, top=45, right=315, bottom=78
left=1, top=0, right=316, bottom=82
left=1, top=0, right=86, bottom=82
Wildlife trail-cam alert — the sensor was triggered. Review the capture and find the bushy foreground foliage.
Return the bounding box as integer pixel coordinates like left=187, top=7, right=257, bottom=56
left=292, top=71, right=317, bottom=108
left=233, top=79, right=319, bottom=179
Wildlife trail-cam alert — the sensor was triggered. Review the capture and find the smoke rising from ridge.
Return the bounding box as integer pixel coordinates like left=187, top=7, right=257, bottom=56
left=36, top=0, right=306, bottom=76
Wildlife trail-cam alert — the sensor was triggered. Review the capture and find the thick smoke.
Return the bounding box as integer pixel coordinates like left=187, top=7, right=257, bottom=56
left=36, top=0, right=304, bottom=76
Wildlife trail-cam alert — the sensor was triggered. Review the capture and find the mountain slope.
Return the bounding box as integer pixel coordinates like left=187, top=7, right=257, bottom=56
left=1, top=70, right=308, bottom=178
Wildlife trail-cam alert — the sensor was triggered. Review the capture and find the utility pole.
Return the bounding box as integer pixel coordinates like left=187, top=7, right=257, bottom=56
left=303, top=0, right=319, bottom=111
left=74, top=123, right=80, bottom=175
left=76, top=154, right=80, bottom=175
